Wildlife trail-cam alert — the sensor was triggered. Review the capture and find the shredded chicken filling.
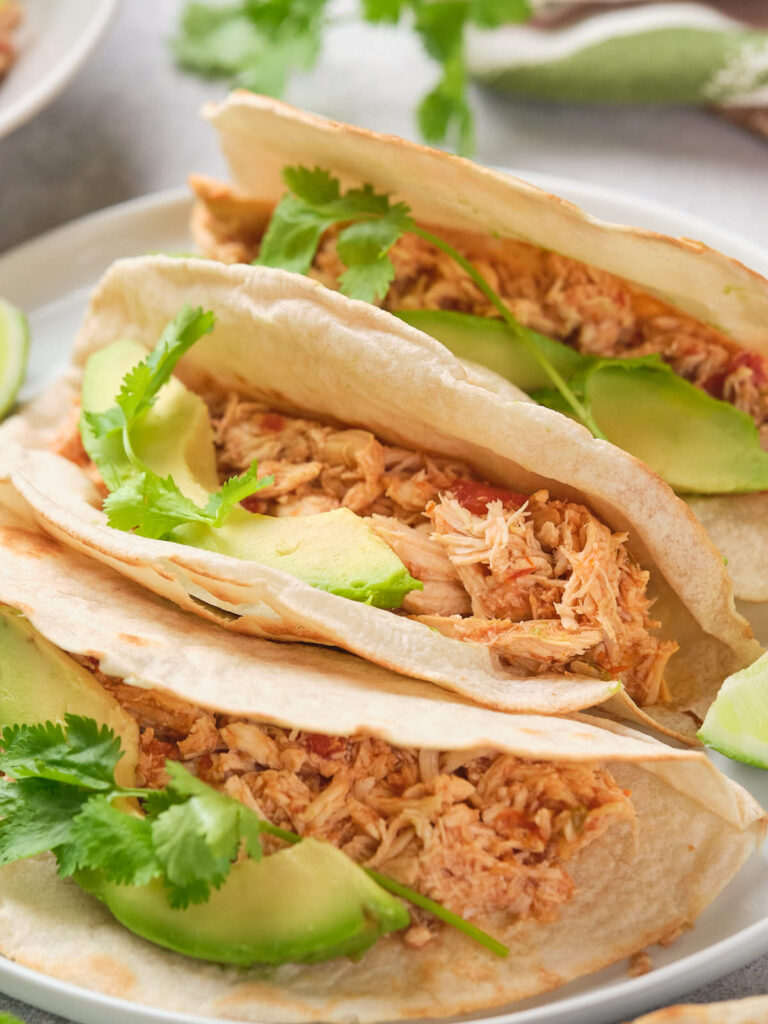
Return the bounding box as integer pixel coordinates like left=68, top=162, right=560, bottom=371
left=208, top=393, right=677, bottom=706
left=0, top=1, right=21, bottom=78
left=191, top=177, right=768, bottom=446
left=76, top=666, right=635, bottom=947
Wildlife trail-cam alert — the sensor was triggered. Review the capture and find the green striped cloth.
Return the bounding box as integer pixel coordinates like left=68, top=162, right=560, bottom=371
left=468, top=2, right=768, bottom=106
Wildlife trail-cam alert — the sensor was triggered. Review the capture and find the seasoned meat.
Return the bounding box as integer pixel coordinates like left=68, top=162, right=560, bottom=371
left=191, top=176, right=768, bottom=442
left=99, top=676, right=635, bottom=942
left=207, top=396, right=675, bottom=703
left=0, top=1, right=21, bottom=78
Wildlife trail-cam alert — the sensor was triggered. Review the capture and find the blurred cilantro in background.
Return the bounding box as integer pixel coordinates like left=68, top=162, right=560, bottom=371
left=173, top=0, right=531, bottom=154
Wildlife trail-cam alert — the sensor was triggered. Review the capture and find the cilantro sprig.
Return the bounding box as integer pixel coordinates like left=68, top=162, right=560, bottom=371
left=0, top=716, right=508, bottom=956
left=174, top=0, right=532, bottom=154
left=258, top=166, right=604, bottom=436
left=81, top=305, right=273, bottom=540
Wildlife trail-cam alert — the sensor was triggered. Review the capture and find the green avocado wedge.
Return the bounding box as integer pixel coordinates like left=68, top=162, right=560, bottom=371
left=177, top=507, right=420, bottom=608
left=76, top=838, right=409, bottom=966
left=0, top=298, right=30, bottom=422
left=0, top=607, right=139, bottom=787
left=394, top=309, right=592, bottom=391
left=80, top=339, right=420, bottom=608
left=400, top=309, right=768, bottom=495
left=580, top=359, right=768, bottom=495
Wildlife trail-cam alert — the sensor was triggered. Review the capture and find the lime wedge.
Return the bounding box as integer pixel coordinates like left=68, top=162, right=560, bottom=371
left=0, top=298, right=30, bottom=420
left=698, top=652, right=768, bottom=768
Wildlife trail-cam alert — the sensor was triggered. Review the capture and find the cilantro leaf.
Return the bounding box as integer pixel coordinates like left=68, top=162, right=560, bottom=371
left=413, top=1, right=474, bottom=154
left=0, top=1011, right=31, bottom=1024
left=64, top=795, right=160, bottom=885
left=258, top=168, right=413, bottom=302
left=150, top=762, right=264, bottom=907
left=203, top=461, right=271, bottom=526
left=174, top=0, right=327, bottom=98
left=0, top=716, right=123, bottom=791
left=103, top=462, right=272, bottom=541
left=103, top=471, right=214, bottom=540
left=120, top=303, right=217, bottom=432
left=336, top=218, right=403, bottom=304
left=257, top=196, right=339, bottom=276
left=469, top=0, right=531, bottom=29
left=0, top=778, right=90, bottom=867
left=361, top=0, right=405, bottom=21
left=174, top=0, right=534, bottom=153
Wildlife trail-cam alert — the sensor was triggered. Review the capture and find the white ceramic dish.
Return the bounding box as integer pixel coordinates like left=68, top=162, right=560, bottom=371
left=0, top=0, right=116, bottom=139
left=0, top=177, right=768, bottom=1024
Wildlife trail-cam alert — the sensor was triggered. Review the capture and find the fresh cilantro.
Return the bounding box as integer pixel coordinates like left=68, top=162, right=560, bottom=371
left=174, top=0, right=532, bottom=154
left=63, top=796, right=160, bottom=885
left=84, top=307, right=272, bottom=540
left=259, top=168, right=413, bottom=303
left=0, top=778, right=90, bottom=867
left=84, top=305, right=215, bottom=449
left=150, top=763, right=265, bottom=908
left=0, top=716, right=508, bottom=956
left=258, top=166, right=604, bottom=435
left=0, top=717, right=123, bottom=791
left=103, top=462, right=272, bottom=541
left=175, top=0, right=327, bottom=95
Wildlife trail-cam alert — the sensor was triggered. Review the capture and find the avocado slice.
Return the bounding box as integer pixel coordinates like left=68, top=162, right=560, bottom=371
left=177, top=507, right=419, bottom=607
left=399, top=309, right=768, bottom=495
left=76, top=837, right=409, bottom=966
left=583, top=361, right=768, bottom=494
left=79, top=341, right=420, bottom=608
left=394, top=309, right=592, bottom=391
left=0, top=606, right=139, bottom=787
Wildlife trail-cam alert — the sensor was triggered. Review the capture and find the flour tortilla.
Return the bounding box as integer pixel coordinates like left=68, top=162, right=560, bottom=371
left=197, top=92, right=768, bottom=602
left=0, top=254, right=759, bottom=736
left=627, top=997, right=768, bottom=1024
left=0, top=506, right=764, bottom=1022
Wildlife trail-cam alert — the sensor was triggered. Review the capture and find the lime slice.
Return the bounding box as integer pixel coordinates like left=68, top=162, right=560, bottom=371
left=698, top=652, right=768, bottom=768
left=0, top=298, right=30, bottom=420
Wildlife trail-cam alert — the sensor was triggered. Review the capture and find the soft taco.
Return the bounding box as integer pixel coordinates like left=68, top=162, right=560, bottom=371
left=0, top=255, right=759, bottom=738
left=0, top=508, right=764, bottom=1021
left=188, top=92, right=768, bottom=603
left=627, top=997, right=768, bottom=1024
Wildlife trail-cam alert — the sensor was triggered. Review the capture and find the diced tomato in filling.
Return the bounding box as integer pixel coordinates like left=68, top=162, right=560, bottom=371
left=260, top=412, right=286, bottom=432
left=450, top=479, right=528, bottom=515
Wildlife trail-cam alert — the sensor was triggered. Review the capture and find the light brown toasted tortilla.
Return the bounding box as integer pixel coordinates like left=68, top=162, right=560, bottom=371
left=0, top=505, right=764, bottom=1022
left=197, top=92, right=768, bottom=603
left=627, top=996, right=768, bottom=1024
left=0, top=254, right=760, bottom=736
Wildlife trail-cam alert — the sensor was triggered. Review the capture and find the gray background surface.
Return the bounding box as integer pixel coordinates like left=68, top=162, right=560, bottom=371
left=1, top=0, right=767, bottom=1021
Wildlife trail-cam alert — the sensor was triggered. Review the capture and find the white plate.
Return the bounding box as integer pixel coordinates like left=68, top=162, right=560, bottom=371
left=1, top=178, right=768, bottom=1024
left=0, top=0, right=116, bottom=139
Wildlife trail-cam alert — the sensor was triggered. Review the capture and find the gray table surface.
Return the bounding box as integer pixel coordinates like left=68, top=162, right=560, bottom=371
left=1, top=1, right=768, bottom=1021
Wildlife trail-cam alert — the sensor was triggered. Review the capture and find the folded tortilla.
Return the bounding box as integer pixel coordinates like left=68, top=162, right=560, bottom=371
left=0, top=254, right=759, bottom=738
left=190, top=92, right=768, bottom=603
left=0, top=505, right=763, bottom=1022
left=627, top=997, right=768, bottom=1024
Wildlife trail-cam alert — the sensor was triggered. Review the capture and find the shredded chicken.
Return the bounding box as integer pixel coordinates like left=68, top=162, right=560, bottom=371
left=191, top=176, right=768, bottom=442
left=208, top=399, right=676, bottom=705
left=96, top=675, right=635, bottom=943
left=58, top=375, right=674, bottom=703
left=0, top=1, right=21, bottom=78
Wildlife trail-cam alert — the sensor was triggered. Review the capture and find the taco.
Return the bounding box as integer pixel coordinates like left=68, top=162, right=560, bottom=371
left=188, top=92, right=768, bottom=603
left=0, top=509, right=763, bottom=1021
left=627, top=997, right=768, bottom=1024
left=0, top=254, right=759, bottom=738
